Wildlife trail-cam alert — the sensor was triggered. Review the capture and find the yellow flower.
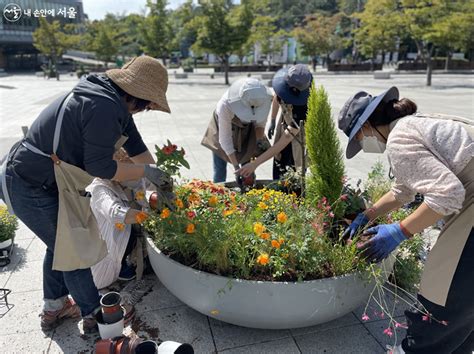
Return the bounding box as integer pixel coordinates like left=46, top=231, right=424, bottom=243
left=208, top=195, right=218, bottom=207
left=257, top=253, right=269, bottom=265
left=257, top=202, right=268, bottom=210
left=271, top=240, right=281, bottom=249
left=210, top=309, right=220, bottom=315
left=277, top=212, right=288, bottom=224
left=260, top=232, right=270, bottom=240
left=175, top=199, right=184, bottom=209
left=186, top=223, right=195, bottom=234
left=115, top=222, right=125, bottom=231
left=160, top=208, right=171, bottom=219
left=135, top=211, right=148, bottom=224
left=253, top=222, right=266, bottom=235
left=223, top=209, right=234, bottom=217
left=135, top=190, right=145, bottom=201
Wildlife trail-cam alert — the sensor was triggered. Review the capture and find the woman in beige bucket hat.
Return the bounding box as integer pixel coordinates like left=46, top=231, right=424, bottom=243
left=0, top=56, right=174, bottom=333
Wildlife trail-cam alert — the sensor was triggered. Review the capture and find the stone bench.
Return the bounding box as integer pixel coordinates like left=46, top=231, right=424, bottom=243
left=174, top=73, right=188, bottom=79
left=373, top=71, right=391, bottom=79
left=261, top=73, right=274, bottom=80
left=194, top=68, right=215, bottom=74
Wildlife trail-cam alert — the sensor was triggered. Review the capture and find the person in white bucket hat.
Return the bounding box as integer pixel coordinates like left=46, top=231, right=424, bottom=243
left=201, top=78, right=273, bottom=183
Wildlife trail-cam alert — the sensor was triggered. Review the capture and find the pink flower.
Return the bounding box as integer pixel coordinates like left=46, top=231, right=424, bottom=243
left=394, top=321, right=408, bottom=329
left=379, top=312, right=385, bottom=319
left=440, top=320, right=448, bottom=326
left=329, top=212, right=335, bottom=218
left=340, top=194, right=348, bottom=201
left=325, top=205, right=331, bottom=211
left=383, top=327, right=393, bottom=337
left=422, top=315, right=430, bottom=322
left=361, top=314, right=370, bottom=321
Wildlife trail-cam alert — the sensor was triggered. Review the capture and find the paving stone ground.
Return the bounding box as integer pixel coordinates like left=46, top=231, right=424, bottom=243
left=0, top=72, right=472, bottom=353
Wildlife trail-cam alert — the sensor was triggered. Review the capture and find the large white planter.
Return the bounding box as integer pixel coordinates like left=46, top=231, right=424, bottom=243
left=0, top=238, right=13, bottom=250
left=146, top=236, right=394, bottom=329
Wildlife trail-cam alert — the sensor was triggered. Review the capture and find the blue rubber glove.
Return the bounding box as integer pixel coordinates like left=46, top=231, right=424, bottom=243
left=358, top=224, right=408, bottom=263
left=343, top=213, right=369, bottom=239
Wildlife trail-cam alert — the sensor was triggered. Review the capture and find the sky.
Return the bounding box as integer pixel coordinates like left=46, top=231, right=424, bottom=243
left=81, top=0, right=191, bottom=21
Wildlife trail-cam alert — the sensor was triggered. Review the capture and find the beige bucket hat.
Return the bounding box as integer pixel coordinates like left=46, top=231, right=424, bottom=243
left=106, top=56, right=171, bottom=113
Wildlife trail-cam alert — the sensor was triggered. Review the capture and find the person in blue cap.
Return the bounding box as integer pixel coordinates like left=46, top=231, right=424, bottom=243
left=236, top=64, right=313, bottom=179
left=338, top=86, right=473, bottom=354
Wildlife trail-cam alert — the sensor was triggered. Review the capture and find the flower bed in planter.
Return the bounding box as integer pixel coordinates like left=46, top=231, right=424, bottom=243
left=144, top=180, right=394, bottom=328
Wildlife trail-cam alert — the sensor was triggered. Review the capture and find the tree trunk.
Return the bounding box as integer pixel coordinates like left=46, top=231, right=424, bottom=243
left=224, top=56, right=230, bottom=85
left=426, top=46, right=434, bottom=87
left=445, top=50, right=451, bottom=71
left=162, top=56, right=167, bottom=67
left=312, top=56, right=317, bottom=72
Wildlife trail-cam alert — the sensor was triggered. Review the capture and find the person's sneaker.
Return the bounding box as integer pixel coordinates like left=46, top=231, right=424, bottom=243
left=40, top=296, right=81, bottom=331
left=118, top=263, right=136, bottom=281
left=82, top=316, right=98, bottom=334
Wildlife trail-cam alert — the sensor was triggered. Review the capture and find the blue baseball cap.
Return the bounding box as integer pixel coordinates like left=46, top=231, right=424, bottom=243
left=272, top=64, right=313, bottom=105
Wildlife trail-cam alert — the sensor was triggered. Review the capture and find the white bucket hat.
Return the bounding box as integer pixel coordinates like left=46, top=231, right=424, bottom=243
left=227, top=78, right=273, bottom=124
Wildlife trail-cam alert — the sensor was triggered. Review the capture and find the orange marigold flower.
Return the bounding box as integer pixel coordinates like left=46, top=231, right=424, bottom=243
left=253, top=222, right=266, bottom=235
left=257, top=202, right=268, bottom=210
left=115, top=222, right=125, bottom=231
left=260, top=232, right=270, bottom=240
left=135, top=190, right=145, bottom=201
left=271, top=240, right=281, bottom=249
left=279, top=238, right=285, bottom=244
left=257, top=253, right=269, bottom=265
left=160, top=208, right=171, bottom=219
left=188, top=193, right=201, bottom=205
left=223, top=209, right=234, bottom=217
left=135, top=211, right=148, bottom=224
left=175, top=199, right=184, bottom=209
left=186, top=223, right=195, bottom=234
left=262, top=192, right=270, bottom=201
left=277, top=212, right=288, bottom=223
left=208, top=195, right=218, bottom=207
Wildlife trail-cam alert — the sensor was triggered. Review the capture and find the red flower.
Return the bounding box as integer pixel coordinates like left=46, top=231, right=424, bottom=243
left=162, top=146, right=173, bottom=155
left=187, top=211, right=196, bottom=219
left=340, top=194, right=348, bottom=201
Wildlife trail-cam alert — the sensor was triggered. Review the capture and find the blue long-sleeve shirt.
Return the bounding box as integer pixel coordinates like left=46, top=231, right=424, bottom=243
left=9, top=74, right=147, bottom=190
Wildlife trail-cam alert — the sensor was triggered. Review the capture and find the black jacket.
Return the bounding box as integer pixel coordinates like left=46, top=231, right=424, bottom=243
left=9, top=74, right=147, bottom=189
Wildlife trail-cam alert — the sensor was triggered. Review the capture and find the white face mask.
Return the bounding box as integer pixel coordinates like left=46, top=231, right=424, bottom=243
left=361, top=126, right=386, bottom=153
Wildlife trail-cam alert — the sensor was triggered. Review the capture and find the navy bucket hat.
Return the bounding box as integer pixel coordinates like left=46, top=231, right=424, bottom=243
left=338, top=86, right=399, bottom=159
left=272, top=64, right=313, bottom=105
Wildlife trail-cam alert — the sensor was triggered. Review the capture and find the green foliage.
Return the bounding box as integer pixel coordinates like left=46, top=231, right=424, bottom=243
left=353, top=0, right=400, bottom=58
left=0, top=206, right=18, bottom=243
left=292, top=13, right=343, bottom=59
left=154, top=141, right=190, bottom=178
left=146, top=183, right=365, bottom=281
left=392, top=234, right=424, bottom=292
left=305, top=85, right=345, bottom=217
left=141, top=0, right=173, bottom=62
left=364, top=161, right=392, bottom=204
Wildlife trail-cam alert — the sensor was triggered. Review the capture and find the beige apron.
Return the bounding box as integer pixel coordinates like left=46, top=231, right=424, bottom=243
left=273, top=103, right=306, bottom=170
left=412, top=113, right=474, bottom=306
left=21, top=93, right=128, bottom=271
left=201, top=110, right=269, bottom=164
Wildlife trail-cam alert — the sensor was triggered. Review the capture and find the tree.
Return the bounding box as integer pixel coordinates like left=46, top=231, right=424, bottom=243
left=305, top=85, right=345, bottom=217
left=292, top=13, right=342, bottom=71
left=33, top=18, right=74, bottom=80
left=191, top=0, right=253, bottom=84
left=141, top=0, right=172, bottom=65
left=250, top=15, right=287, bottom=69
left=353, top=0, right=399, bottom=68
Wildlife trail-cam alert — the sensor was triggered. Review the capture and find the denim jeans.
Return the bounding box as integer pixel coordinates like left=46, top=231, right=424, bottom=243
left=2, top=166, right=100, bottom=317
left=213, top=153, right=227, bottom=183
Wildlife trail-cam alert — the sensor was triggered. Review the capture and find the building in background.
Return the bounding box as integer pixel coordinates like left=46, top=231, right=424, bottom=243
left=0, top=0, right=85, bottom=71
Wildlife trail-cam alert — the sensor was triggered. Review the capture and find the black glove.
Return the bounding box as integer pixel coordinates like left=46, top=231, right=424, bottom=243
left=144, top=165, right=172, bottom=189
left=267, top=120, right=276, bottom=140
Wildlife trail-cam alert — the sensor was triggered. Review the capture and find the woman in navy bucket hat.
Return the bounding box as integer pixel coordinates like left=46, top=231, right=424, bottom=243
left=236, top=64, right=313, bottom=179
left=338, top=86, right=474, bottom=354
